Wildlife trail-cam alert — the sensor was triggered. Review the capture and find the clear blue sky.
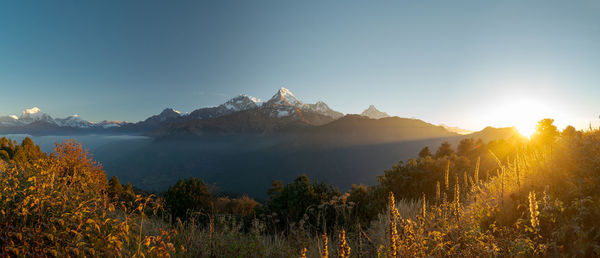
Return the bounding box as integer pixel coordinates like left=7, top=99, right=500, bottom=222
left=0, top=0, right=598, bottom=131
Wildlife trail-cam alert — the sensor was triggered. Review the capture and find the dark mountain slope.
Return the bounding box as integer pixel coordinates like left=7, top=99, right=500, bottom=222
left=150, top=107, right=337, bottom=138
left=285, top=115, right=459, bottom=148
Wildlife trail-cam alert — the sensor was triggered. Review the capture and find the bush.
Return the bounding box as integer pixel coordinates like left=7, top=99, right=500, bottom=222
left=0, top=139, right=182, bottom=256
left=164, top=177, right=213, bottom=222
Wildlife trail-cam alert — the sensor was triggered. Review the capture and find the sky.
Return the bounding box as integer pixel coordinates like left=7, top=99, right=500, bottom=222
left=0, top=0, right=598, bottom=132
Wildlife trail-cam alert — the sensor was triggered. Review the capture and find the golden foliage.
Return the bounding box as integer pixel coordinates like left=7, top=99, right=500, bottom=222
left=0, top=139, right=182, bottom=257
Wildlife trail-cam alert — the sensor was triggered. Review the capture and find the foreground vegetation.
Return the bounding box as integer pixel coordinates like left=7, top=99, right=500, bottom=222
left=1, top=119, right=598, bottom=256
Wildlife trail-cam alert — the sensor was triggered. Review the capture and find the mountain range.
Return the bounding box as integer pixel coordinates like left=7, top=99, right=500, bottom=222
left=0, top=88, right=414, bottom=135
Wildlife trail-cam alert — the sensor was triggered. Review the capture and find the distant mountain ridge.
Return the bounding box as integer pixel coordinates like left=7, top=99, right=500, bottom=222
left=440, top=124, right=474, bottom=135
left=0, top=88, right=347, bottom=135
left=0, top=88, right=517, bottom=143
left=0, top=107, right=121, bottom=130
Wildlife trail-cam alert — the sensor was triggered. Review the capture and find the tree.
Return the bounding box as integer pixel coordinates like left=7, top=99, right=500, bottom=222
left=532, top=118, right=559, bottom=146
left=418, top=147, right=432, bottom=159
left=108, top=176, right=123, bottom=197
left=347, top=184, right=379, bottom=224
left=164, top=177, right=212, bottom=221
left=435, top=142, right=454, bottom=158
left=266, top=175, right=340, bottom=228
left=267, top=180, right=283, bottom=199
left=457, top=138, right=475, bottom=156
left=12, top=137, right=44, bottom=167
left=562, top=125, right=577, bottom=137
left=49, top=139, right=107, bottom=192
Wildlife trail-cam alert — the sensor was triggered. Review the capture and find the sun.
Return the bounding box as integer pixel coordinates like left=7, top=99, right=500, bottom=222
left=490, top=97, right=550, bottom=138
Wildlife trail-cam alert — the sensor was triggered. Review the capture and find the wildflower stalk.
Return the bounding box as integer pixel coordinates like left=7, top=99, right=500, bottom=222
left=445, top=160, right=450, bottom=191
left=500, top=169, right=504, bottom=208
left=529, top=191, right=540, bottom=230
left=435, top=181, right=441, bottom=204
left=300, top=247, right=307, bottom=258
left=421, top=192, right=426, bottom=223
left=321, top=232, right=328, bottom=258
left=463, top=171, right=468, bottom=191
left=388, top=192, right=399, bottom=257
left=454, top=174, right=460, bottom=218
left=337, top=228, right=350, bottom=258
left=474, top=156, right=480, bottom=186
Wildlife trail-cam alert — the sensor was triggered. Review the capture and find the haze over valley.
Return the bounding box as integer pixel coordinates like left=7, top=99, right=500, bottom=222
left=1, top=88, right=519, bottom=197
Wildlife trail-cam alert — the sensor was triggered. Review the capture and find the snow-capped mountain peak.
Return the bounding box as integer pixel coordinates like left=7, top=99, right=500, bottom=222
left=0, top=115, right=22, bottom=126
left=55, top=115, right=93, bottom=128
left=159, top=108, right=182, bottom=117
left=96, top=120, right=127, bottom=128
left=306, top=101, right=329, bottom=113
left=360, top=105, right=390, bottom=119
left=266, top=87, right=303, bottom=107
left=302, top=101, right=344, bottom=119
left=144, top=108, right=182, bottom=123
left=222, top=94, right=263, bottom=111
left=18, top=107, right=57, bottom=125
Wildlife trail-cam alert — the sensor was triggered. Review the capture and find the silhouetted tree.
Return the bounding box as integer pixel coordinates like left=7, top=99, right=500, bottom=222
left=457, top=138, right=475, bottom=156
left=532, top=118, right=559, bottom=146
left=435, top=142, right=454, bottom=158
left=418, top=147, right=432, bottom=158
left=562, top=125, right=577, bottom=138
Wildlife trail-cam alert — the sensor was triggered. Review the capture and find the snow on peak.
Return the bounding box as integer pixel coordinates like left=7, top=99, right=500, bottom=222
left=55, top=115, right=93, bottom=128
left=240, top=94, right=262, bottom=104
left=360, top=105, right=390, bottom=119
left=302, top=101, right=344, bottom=119
left=23, top=107, right=41, bottom=115
left=266, top=87, right=303, bottom=107
left=146, top=108, right=182, bottom=123
left=159, top=108, right=182, bottom=116
left=0, top=115, right=22, bottom=126
left=222, top=94, right=263, bottom=111
left=277, top=87, right=293, bottom=96
left=96, top=120, right=127, bottom=128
